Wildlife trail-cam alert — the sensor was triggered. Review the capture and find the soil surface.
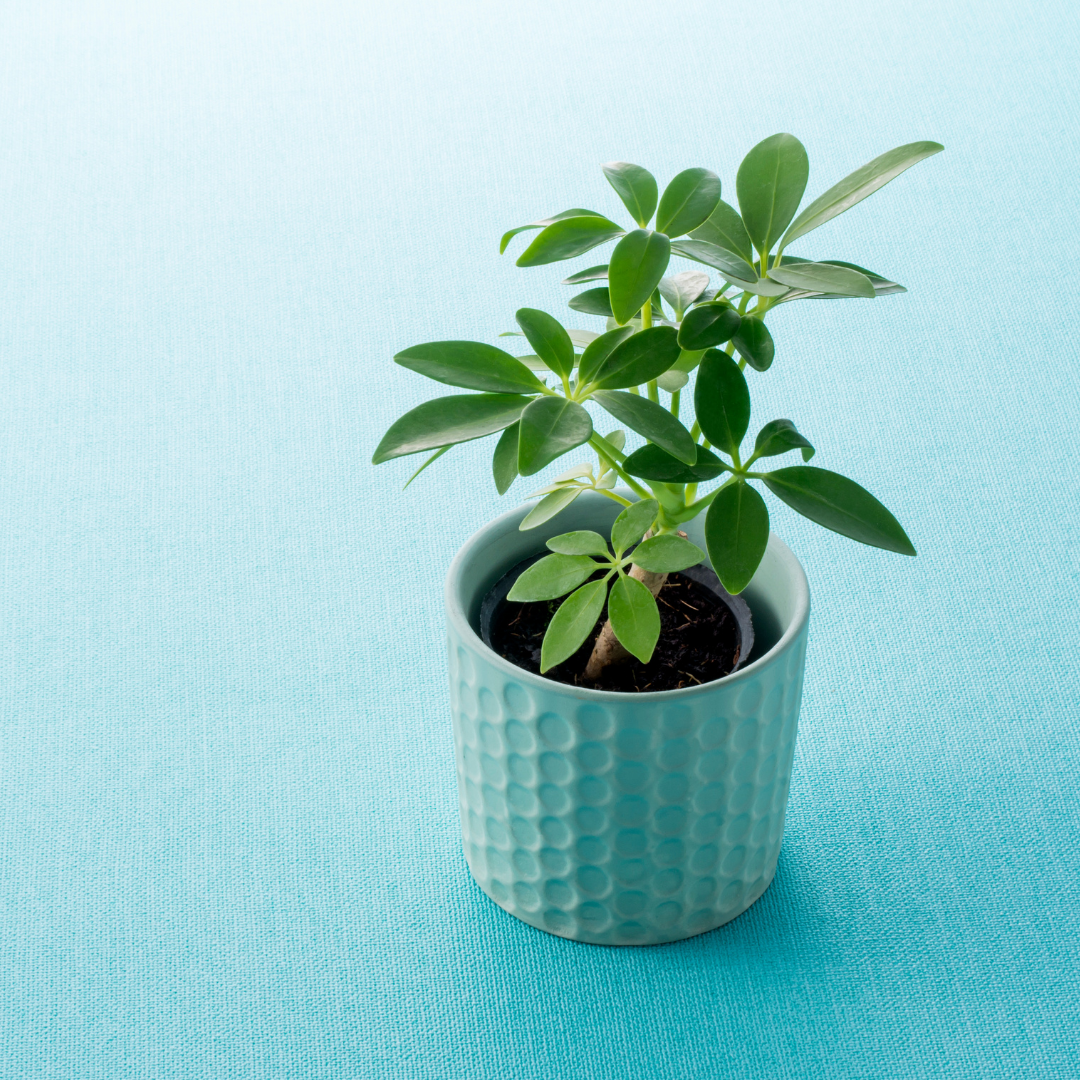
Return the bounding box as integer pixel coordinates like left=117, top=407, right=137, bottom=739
left=488, top=570, right=743, bottom=692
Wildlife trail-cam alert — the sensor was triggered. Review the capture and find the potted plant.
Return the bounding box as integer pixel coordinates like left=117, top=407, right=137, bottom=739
left=374, top=134, right=942, bottom=945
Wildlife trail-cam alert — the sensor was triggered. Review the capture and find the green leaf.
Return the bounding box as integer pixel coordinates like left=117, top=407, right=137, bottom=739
left=562, top=264, right=609, bottom=284
left=736, top=133, right=809, bottom=254
left=373, top=394, right=532, bottom=463
left=693, top=350, right=750, bottom=455
left=632, top=534, right=705, bottom=573
left=603, top=429, right=625, bottom=454
left=767, top=261, right=875, bottom=298
left=568, top=287, right=614, bottom=317
left=586, top=326, right=681, bottom=390
left=492, top=423, right=520, bottom=494
left=658, top=271, right=710, bottom=317
left=540, top=579, right=609, bottom=672
left=602, top=162, right=658, bottom=227
left=608, top=230, right=671, bottom=324
left=403, top=444, right=450, bottom=488
left=705, top=482, right=770, bottom=594
left=547, top=530, right=611, bottom=557
left=519, top=485, right=583, bottom=530
left=669, top=239, right=758, bottom=284
left=568, top=329, right=601, bottom=349
left=690, top=199, right=755, bottom=263
left=515, top=308, right=575, bottom=379
left=395, top=341, right=546, bottom=395
left=763, top=466, right=916, bottom=555
left=753, top=419, right=814, bottom=461
left=611, top=498, right=659, bottom=554
left=576, top=325, right=636, bottom=385
left=517, top=397, right=594, bottom=476
left=656, top=168, right=722, bottom=237
left=672, top=347, right=707, bottom=374
left=731, top=317, right=775, bottom=372
left=500, top=208, right=608, bottom=254
left=608, top=576, right=661, bottom=663
left=656, top=370, right=688, bottom=393
left=516, top=215, right=625, bottom=267
left=677, top=303, right=740, bottom=351
left=591, top=390, right=698, bottom=464
left=507, top=553, right=598, bottom=601
left=774, top=260, right=906, bottom=301
left=781, top=141, right=944, bottom=249
left=623, top=443, right=726, bottom=484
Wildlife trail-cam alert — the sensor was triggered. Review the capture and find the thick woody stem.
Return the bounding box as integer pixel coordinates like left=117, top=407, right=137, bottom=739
left=583, top=530, right=684, bottom=680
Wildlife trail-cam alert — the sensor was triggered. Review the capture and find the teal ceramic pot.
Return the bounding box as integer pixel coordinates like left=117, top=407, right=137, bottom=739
left=445, top=491, right=810, bottom=946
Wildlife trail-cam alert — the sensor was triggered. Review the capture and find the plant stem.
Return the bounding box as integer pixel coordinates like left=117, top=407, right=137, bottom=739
left=670, top=390, right=680, bottom=418
left=589, top=436, right=651, bottom=499
left=647, top=380, right=659, bottom=403
left=690, top=420, right=701, bottom=442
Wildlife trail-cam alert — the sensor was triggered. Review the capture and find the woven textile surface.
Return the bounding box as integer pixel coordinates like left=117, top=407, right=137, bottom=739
left=1, top=1, right=1078, bottom=1077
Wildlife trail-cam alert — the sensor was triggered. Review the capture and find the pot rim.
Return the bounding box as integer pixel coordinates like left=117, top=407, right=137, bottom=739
left=445, top=494, right=811, bottom=703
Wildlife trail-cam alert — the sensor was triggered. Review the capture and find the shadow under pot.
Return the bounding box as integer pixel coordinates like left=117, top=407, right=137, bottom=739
left=444, top=490, right=810, bottom=946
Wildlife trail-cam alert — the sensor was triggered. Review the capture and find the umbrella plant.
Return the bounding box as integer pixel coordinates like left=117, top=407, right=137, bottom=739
left=374, top=134, right=943, bottom=679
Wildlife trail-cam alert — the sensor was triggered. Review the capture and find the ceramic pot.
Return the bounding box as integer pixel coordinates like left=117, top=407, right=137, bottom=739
left=444, top=491, right=810, bottom=945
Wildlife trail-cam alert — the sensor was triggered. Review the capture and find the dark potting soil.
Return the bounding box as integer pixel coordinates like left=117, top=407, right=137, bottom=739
left=488, top=570, right=743, bottom=693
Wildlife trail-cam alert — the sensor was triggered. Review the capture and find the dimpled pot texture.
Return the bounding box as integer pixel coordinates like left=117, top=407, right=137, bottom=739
left=445, top=491, right=810, bottom=946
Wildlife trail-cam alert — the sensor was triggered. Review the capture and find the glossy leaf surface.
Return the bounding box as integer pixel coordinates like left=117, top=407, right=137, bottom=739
left=655, top=168, right=722, bottom=237
left=507, top=553, right=597, bottom=601
left=764, top=467, right=916, bottom=554
left=608, top=230, right=671, bottom=324
left=631, top=534, right=705, bottom=573
left=492, top=422, right=520, bottom=493
left=500, top=208, right=606, bottom=254
left=585, top=326, right=681, bottom=390
left=568, top=287, right=614, bottom=316
left=591, top=391, right=697, bottom=464
left=608, top=576, right=660, bottom=663
left=517, top=397, right=594, bottom=475
left=669, top=239, right=758, bottom=283
left=693, top=350, right=750, bottom=455
left=622, top=443, right=726, bottom=484
left=731, top=317, right=775, bottom=372
left=602, top=162, right=658, bottom=227
left=540, top=580, right=608, bottom=672
left=394, top=341, right=546, bottom=394
left=516, top=214, right=624, bottom=267
left=576, top=325, right=635, bottom=385
left=677, top=303, right=740, bottom=350
left=611, top=499, right=659, bottom=553
left=754, top=418, right=814, bottom=461
left=373, top=394, right=532, bottom=462
left=705, top=482, right=770, bottom=594
left=690, top=199, right=755, bottom=263
left=767, top=261, right=875, bottom=298
left=736, top=133, right=809, bottom=253
left=781, top=141, right=944, bottom=248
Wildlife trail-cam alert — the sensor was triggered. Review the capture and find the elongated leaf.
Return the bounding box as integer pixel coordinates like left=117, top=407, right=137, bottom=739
left=774, top=260, right=907, bottom=303
left=690, top=199, right=754, bottom=263
left=562, top=264, right=609, bottom=284
left=632, top=534, right=705, bottom=573
left=517, top=397, right=593, bottom=476
left=678, top=303, right=740, bottom=350
left=656, top=369, right=688, bottom=392
left=694, top=350, right=750, bottom=455
left=568, top=287, right=614, bottom=316
left=500, top=208, right=606, bottom=254
left=547, top=530, right=611, bottom=557
left=611, top=499, right=659, bottom=554
left=541, top=579, right=609, bottom=672
left=658, top=271, right=710, bottom=316
left=373, top=394, right=532, bottom=463
left=608, top=575, right=660, bottom=663
left=608, top=230, right=671, bottom=324
left=767, top=261, right=875, bottom=298
left=516, top=308, right=574, bottom=379
left=754, top=419, right=814, bottom=461
left=763, top=466, right=916, bottom=554
left=492, top=423, right=520, bottom=493
left=602, top=162, right=658, bottom=227
left=591, top=390, right=697, bottom=464
left=586, top=325, right=681, bottom=390
left=395, top=341, right=546, bottom=394
left=705, top=482, right=770, bottom=594
left=670, top=239, right=758, bottom=283
left=577, top=325, right=635, bottom=385
left=781, top=141, right=944, bottom=248
left=517, top=215, right=625, bottom=267
left=656, top=168, right=722, bottom=237
left=403, top=444, right=450, bottom=488
left=507, top=553, right=598, bottom=601
left=731, top=317, right=775, bottom=372
left=623, top=443, right=726, bottom=484
left=736, top=133, right=809, bottom=254
left=519, top=485, right=583, bottom=530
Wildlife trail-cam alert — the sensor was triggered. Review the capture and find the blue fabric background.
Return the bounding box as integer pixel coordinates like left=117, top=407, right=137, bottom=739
left=1, top=1, right=1077, bottom=1077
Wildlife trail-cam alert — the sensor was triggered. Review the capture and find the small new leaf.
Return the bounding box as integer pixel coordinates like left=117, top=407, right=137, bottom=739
left=507, top=554, right=598, bottom=601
